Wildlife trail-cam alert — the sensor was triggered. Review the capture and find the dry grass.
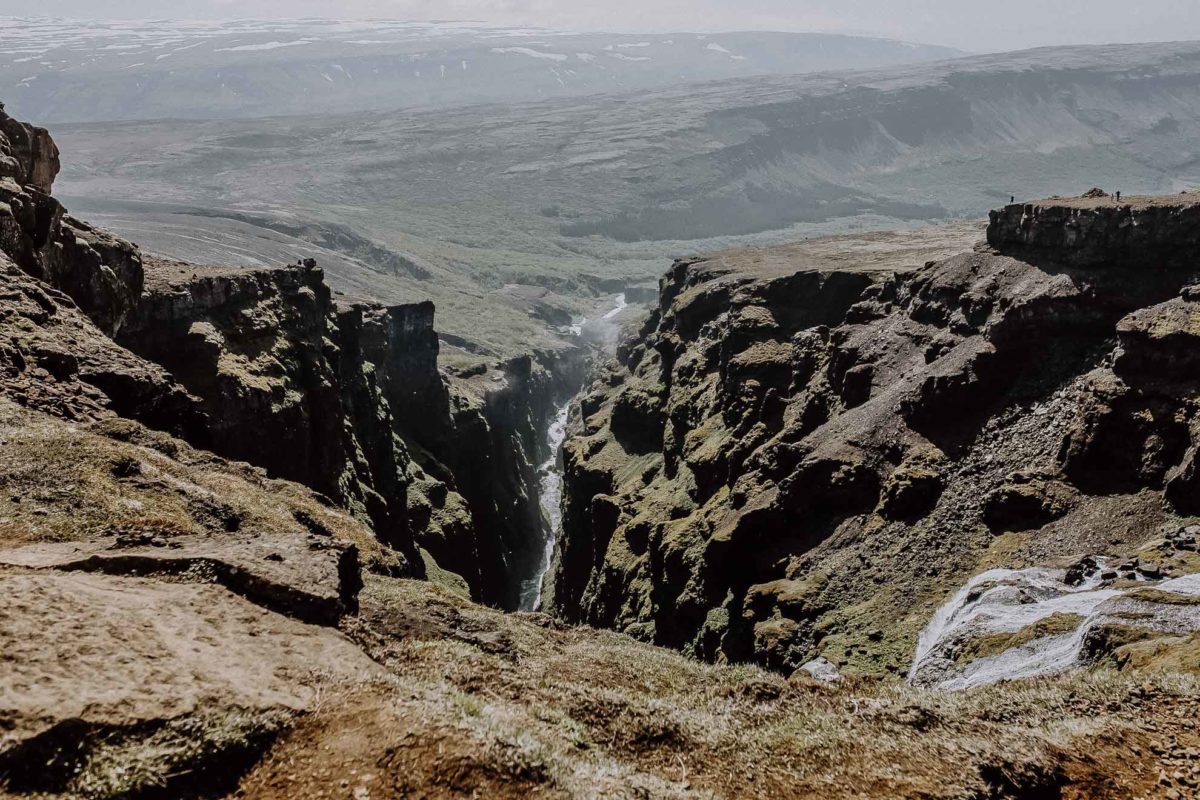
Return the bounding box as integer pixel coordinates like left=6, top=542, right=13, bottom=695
left=229, top=575, right=1200, bottom=799
left=0, top=398, right=394, bottom=568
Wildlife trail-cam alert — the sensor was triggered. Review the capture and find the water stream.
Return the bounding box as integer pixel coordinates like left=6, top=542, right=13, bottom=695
left=516, top=292, right=628, bottom=612
left=602, top=292, right=628, bottom=320
left=517, top=402, right=571, bottom=611
left=909, top=562, right=1200, bottom=689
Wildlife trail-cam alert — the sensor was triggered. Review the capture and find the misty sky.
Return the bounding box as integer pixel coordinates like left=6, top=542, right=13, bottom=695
left=3, top=0, right=1198, bottom=53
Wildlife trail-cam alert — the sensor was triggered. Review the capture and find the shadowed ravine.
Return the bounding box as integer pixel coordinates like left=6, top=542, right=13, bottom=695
left=517, top=292, right=632, bottom=611
left=519, top=401, right=571, bottom=611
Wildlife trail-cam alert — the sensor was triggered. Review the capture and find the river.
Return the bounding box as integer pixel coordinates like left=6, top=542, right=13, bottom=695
left=517, top=402, right=571, bottom=611
left=516, top=292, right=628, bottom=612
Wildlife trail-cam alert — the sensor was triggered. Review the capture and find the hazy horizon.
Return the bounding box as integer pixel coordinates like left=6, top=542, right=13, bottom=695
left=3, top=0, right=1198, bottom=53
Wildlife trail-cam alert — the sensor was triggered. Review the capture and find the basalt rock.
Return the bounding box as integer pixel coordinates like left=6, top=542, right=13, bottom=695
left=987, top=192, right=1200, bottom=270
left=0, top=105, right=142, bottom=334
left=117, top=258, right=587, bottom=606
left=429, top=348, right=588, bottom=608
left=114, top=260, right=458, bottom=578
left=0, top=252, right=202, bottom=436
left=0, top=105, right=591, bottom=610
left=555, top=194, right=1200, bottom=677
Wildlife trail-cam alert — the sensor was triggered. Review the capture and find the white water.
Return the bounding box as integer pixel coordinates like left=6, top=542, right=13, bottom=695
left=517, top=402, right=571, bottom=612
left=601, top=292, right=628, bottom=320
left=516, top=292, right=627, bottom=611
left=909, top=562, right=1200, bottom=690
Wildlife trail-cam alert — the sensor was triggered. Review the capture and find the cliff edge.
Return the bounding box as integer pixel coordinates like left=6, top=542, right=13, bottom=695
left=553, top=195, right=1200, bottom=681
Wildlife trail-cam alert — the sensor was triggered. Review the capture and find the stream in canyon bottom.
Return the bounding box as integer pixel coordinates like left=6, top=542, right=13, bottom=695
left=517, top=402, right=571, bottom=611
left=517, top=293, right=629, bottom=612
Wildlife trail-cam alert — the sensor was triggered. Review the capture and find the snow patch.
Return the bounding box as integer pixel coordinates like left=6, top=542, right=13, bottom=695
left=491, top=46, right=568, bottom=62
left=214, top=40, right=311, bottom=52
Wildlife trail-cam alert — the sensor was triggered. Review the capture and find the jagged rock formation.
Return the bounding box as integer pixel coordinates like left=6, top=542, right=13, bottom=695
left=0, top=252, right=199, bottom=434
left=116, top=259, right=586, bottom=606
left=430, top=351, right=588, bottom=607
left=554, top=196, right=1200, bottom=677
left=0, top=101, right=585, bottom=605
left=115, top=260, right=435, bottom=574
left=0, top=104, right=141, bottom=335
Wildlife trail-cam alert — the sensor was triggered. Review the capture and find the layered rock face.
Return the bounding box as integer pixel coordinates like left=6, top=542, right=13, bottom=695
left=0, top=103, right=583, bottom=606
left=554, top=197, right=1200, bottom=677
left=116, top=259, right=586, bottom=605
left=433, top=351, right=588, bottom=607
left=0, top=104, right=141, bottom=335
left=116, top=261, right=433, bottom=573
left=0, top=136, right=392, bottom=792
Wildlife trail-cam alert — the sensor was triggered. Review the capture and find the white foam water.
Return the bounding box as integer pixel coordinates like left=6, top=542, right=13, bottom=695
left=909, top=561, right=1200, bottom=689
left=517, top=291, right=628, bottom=611
left=517, top=401, right=571, bottom=612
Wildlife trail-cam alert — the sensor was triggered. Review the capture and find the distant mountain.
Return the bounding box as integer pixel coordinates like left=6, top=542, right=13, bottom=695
left=49, top=39, right=1200, bottom=357
left=0, top=18, right=961, bottom=122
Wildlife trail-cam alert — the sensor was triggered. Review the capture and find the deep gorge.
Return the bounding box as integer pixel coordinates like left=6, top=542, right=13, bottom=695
left=110, top=257, right=597, bottom=610
left=10, top=92, right=1200, bottom=799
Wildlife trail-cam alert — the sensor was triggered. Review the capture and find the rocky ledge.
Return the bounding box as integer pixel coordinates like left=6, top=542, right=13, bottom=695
left=115, top=257, right=586, bottom=607
left=553, top=195, right=1200, bottom=678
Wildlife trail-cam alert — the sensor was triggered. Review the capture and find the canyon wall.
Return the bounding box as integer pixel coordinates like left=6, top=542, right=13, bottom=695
left=117, top=261, right=586, bottom=606
left=0, top=102, right=585, bottom=605
left=554, top=194, right=1200, bottom=676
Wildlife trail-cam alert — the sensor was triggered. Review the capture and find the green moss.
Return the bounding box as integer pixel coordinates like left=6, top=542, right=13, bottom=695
left=1124, top=588, right=1200, bottom=606
left=419, top=547, right=471, bottom=598
left=957, top=613, right=1085, bottom=663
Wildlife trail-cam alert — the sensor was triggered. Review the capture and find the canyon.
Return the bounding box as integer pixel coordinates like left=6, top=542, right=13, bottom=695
left=4, top=99, right=1200, bottom=800
left=551, top=192, right=1200, bottom=681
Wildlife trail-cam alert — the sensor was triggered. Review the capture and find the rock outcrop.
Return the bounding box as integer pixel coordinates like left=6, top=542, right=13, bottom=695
left=115, top=260, right=432, bottom=573
left=116, top=259, right=587, bottom=606
left=431, top=351, right=588, bottom=608
left=0, top=103, right=586, bottom=608
left=987, top=192, right=1200, bottom=269
left=0, top=252, right=200, bottom=435
left=554, top=196, right=1200, bottom=678
left=0, top=104, right=142, bottom=334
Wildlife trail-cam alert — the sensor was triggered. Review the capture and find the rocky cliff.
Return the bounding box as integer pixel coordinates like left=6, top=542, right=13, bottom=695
left=433, top=351, right=588, bottom=607
left=116, top=258, right=586, bottom=606
left=115, top=260, right=435, bottom=575
left=553, top=195, right=1200, bottom=677
left=0, top=101, right=584, bottom=605
left=0, top=104, right=141, bottom=335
